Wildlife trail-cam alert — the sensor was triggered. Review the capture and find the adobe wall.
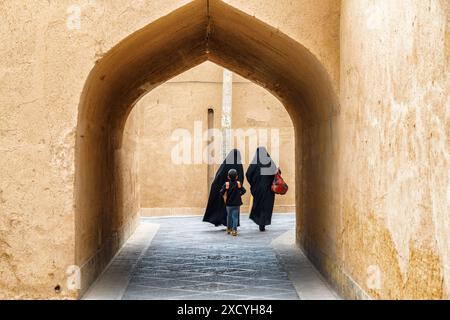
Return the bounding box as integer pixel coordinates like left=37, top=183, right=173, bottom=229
left=300, top=0, right=449, bottom=299
left=134, top=62, right=296, bottom=216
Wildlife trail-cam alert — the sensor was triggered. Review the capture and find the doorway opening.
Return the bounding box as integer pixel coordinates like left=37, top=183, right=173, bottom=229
left=75, top=0, right=338, bottom=295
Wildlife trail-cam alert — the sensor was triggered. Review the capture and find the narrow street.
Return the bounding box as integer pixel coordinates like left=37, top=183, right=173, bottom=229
left=84, top=214, right=339, bottom=300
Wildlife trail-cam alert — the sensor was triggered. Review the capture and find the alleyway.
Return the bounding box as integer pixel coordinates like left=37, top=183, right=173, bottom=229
left=84, top=214, right=339, bottom=300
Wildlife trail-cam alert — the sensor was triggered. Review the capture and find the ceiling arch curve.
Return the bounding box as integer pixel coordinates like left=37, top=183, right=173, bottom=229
left=77, top=0, right=338, bottom=147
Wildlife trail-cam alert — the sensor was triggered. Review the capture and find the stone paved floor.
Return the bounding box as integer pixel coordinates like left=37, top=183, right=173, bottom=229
left=122, top=214, right=300, bottom=300
left=84, top=213, right=340, bottom=300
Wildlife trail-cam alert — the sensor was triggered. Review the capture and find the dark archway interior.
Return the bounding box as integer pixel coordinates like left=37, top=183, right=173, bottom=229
left=75, top=0, right=338, bottom=293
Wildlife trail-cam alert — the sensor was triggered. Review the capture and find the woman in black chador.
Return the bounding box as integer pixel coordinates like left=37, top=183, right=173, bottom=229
left=246, top=147, right=278, bottom=231
left=203, top=149, right=244, bottom=227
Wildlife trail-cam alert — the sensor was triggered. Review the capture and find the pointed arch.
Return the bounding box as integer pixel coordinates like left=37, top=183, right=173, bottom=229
left=75, top=0, right=338, bottom=293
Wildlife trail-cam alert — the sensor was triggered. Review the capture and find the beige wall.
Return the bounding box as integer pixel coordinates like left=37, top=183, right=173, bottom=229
left=117, top=101, right=141, bottom=244
left=332, top=0, right=449, bottom=299
left=135, top=62, right=295, bottom=216
left=136, top=63, right=220, bottom=215
left=298, top=0, right=449, bottom=299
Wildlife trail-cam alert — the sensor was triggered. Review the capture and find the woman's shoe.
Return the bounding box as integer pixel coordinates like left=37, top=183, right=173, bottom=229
left=227, top=228, right=232, bottom=235
left=232, top=230, right=238, bottom=237
left=259, top=225, right=266, bottom=232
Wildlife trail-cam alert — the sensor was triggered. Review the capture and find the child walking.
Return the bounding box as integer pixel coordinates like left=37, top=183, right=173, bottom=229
left=220, top=169, right=246, bottom=236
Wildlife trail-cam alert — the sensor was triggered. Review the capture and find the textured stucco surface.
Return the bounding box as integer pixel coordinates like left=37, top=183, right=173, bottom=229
left=298, top=0, right=449, bottom=300
left=336, top=0, right=449, bottom=299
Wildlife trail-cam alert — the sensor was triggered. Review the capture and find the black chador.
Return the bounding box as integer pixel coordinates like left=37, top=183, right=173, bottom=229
left=203, top=149, right=244, bottom=226
left=246, top=147, right=277, bottom=231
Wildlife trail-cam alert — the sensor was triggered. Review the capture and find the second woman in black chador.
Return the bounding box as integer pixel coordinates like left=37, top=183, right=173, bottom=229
left=246, top=147, right=277, bottom=231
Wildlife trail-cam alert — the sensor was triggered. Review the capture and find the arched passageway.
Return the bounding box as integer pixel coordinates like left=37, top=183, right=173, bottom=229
left=75, top=0, right=338, bottom=293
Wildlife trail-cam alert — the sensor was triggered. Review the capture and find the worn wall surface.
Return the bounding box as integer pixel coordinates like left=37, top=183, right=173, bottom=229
left=135, top=62, right=295, bottom=216
left=299, top=0, right=449, bottom=300
left=116, top=101, right=141, bottom=252
left=136, top=62, right=221, bottom=216
left=338, top=0, right=449, bottom=299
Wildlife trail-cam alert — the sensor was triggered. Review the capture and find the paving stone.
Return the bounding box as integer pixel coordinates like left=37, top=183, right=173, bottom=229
left=122, top=214, right=300, bottom=300
left=172, top=292, right=250, bottom=300
left=85, top=214, right=340, bottom=300
left=174, top=282, right=247, bottom=292
left=128, top=277, right=200, bottom=289
left=123, top=285, right=198, bottom=300
left=220, top=286, right=299, bottom=299
left=226, top=277, right=293, bottom=287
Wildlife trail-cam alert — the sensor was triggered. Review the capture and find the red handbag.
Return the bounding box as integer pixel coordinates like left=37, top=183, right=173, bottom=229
left=272, top=169, right=288, bottom=195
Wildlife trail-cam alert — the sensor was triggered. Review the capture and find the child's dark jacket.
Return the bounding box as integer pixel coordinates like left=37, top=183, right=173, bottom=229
left=220, top=181, right=247, bottom=206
